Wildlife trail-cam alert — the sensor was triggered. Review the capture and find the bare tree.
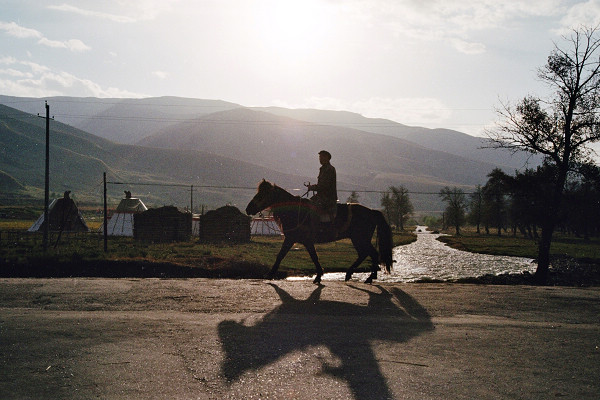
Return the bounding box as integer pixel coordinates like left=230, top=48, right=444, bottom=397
left=487, top=25, right=600, bottom=282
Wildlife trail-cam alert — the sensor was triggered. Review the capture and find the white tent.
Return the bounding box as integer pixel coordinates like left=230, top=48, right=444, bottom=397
left=251, top=217, right=282, bottom=236
left=192, top=214, right=201, bottom=236
left=102, top=196, right=147, bottom=236
left=28, top=193, right=89, bottom=233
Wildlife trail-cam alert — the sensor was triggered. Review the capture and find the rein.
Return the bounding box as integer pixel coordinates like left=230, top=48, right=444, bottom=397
left=270, top=186, right=312, bottom=234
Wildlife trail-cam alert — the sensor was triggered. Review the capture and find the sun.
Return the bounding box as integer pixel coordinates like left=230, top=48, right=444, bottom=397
left=252, top=0, right=335, bottom=62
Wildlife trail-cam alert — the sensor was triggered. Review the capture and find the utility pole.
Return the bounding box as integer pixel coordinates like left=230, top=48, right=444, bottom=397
left=103, top=172, right=108, bottom=252
left=39, top=101, right=52, bottom=251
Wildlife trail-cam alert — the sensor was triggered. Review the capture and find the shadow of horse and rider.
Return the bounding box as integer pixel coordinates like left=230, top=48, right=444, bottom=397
left=246, top=180, right=394, bottom=284
left=218, top=284, right=434, bottom=400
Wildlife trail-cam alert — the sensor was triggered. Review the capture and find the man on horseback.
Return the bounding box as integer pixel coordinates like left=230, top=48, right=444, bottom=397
left=307, top=150, right=338, bottom=239
left=308, top=150, right=337, bottom=218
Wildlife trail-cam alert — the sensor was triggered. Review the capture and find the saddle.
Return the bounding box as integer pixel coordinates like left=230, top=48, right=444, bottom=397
left=310, top=204, right=341, bottom=242
left=318, top=206, right=337, bottom=223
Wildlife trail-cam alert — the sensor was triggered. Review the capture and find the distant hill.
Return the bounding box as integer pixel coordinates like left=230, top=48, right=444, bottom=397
left=1, top=95, right=542, bottom=170
left=139, top=107, right=504, bottom=210
left=0, top=95, right=241, bottom=144
left=0, top=104, right=306, bottom=209
left=0, top=95, right=543, bottom=211
left=253, top=107, right=542, bottom=171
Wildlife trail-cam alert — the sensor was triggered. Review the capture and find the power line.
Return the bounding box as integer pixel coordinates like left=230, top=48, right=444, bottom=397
left=105, top=180, right=475, bottom=196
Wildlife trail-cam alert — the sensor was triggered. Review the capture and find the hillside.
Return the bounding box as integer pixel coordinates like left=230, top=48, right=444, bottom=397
left=0, top=95, right=539, bottom=211
left=0, top=95, right=241, bottom=145
left=139, top=108, right=499, bottom=192
left=253, top=107, right=542, bottom=170
left=0, top=104, right=305, bottom=209
left=0, top=96, right=542, bottom=170
left=0, top=170, right=23, bottom=191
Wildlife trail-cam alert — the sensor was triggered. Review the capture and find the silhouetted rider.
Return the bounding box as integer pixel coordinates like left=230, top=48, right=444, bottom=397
left=308, top=150, right=338, bottom=221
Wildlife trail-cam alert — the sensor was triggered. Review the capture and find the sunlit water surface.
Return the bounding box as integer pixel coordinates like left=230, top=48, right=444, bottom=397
left=288, top=226, right=535, bottom=282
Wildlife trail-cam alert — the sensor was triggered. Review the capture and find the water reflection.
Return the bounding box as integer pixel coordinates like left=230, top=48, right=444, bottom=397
left=289, top=226, right=535, bottom=282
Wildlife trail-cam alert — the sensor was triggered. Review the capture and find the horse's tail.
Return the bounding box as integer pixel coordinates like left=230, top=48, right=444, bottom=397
left=374, top=210, right=394, bottom=273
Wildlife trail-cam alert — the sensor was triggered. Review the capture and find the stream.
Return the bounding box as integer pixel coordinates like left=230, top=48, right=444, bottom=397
left=289, top=226, right=536, bottom=282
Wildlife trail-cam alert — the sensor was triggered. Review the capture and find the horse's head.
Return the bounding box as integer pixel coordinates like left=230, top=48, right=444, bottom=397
left=246, top=179, right=276, bottom=215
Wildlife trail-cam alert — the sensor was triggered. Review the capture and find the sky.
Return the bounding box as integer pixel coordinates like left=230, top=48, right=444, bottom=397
left=1, top=0, right=600, bottom=138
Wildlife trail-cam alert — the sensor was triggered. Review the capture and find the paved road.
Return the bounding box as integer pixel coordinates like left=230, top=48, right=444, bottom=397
left=1, top=278, right=599, bottom=399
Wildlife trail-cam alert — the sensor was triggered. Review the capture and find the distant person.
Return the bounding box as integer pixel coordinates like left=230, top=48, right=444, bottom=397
left=308, top=150, right=338, bottom=221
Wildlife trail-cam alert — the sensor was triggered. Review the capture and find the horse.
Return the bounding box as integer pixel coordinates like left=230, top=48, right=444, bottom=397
left=245, top=180, right=394, bottom=284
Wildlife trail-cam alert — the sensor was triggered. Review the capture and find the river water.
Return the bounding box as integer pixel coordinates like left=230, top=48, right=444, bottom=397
left=289, top=226, right=536, bottom=282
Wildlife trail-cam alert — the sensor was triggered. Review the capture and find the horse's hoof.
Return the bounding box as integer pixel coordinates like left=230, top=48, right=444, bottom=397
left=265, top=272, right=275, bottom=280
left=345, top=273, right=352, bottom=282
left=313, top=275, right=322, bottom=284
left=364, top=274, right=376, bottom=284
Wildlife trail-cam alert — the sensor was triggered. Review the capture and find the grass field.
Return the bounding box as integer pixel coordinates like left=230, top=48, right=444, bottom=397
left=0, top=220, right=416, bottom=276
left=3, top=218, right=600, bottom=280
left=437, top=226, right=600, bottom=262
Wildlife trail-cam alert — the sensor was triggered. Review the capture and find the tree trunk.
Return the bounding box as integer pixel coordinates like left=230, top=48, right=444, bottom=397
left=535, top=224, right=554, bottom=284
left=534, top=163, right=568, bottom=283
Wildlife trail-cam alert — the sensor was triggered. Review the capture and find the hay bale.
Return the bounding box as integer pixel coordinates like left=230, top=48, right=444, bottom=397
left=134, top=206, right=192, bottom=242
left=199, top=205, right=250, bottom=243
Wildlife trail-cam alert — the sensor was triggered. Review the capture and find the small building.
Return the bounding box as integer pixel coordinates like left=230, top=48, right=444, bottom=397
left=198, top=205, right=251, bottom=243
left=133, top=206, right=191, bottom=242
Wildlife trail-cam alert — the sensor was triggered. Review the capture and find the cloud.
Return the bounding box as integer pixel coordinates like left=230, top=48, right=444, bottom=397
left=449, top=38, right=486, bottom=55
left=0, top=68, right=33, bottom=78
left=350, top=97, right=453, bottom=125
left=47, top=1, right=178, bottom=23
left=152, top=70, right=169, bottom=79
left=558, top=0, right=600, bottom=33
left=270, top=96, right=453, bottom=126
left=47, top=4, right=137, bottom=23
left=343, top=0, right=564, bottom=54
left=37, top=38, right=91, bottom=52
left=0, top=20, right=90, bottom=52
left=0, top=57, right=141, bottom=98
left=0, top=21, right=43, bottom=39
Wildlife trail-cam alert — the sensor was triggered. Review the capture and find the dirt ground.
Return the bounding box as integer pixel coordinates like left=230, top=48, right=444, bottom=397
left=1, top=278, right=599, bottom=400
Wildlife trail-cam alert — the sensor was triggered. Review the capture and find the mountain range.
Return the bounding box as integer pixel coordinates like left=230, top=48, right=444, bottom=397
left=0, top=95, right=540, bottom=211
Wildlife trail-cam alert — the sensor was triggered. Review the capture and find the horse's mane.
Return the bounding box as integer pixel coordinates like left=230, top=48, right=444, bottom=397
left=259, top=180, right=307, bottom=203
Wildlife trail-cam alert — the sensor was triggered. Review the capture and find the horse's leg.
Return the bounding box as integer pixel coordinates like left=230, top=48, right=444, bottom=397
left=346, top=230, right=372, bottom=281
left=345, top=253, right=368, bottom=281
left=267, top=237, right=294, bottom=279
left=364, top=242, right=380, bottom=284
left=304, top=242, right=324, bottom=284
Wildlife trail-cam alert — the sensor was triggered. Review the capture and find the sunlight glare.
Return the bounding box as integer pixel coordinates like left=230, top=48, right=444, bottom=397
left=253, top=0, right=335, bottom=62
